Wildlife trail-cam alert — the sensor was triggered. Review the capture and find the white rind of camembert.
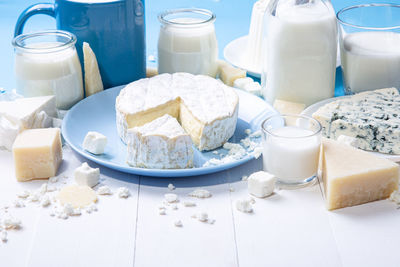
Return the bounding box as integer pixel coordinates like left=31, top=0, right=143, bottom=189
left=116, top=73, right=239, bottom=151
left=126, top=114, right=193, bottom=169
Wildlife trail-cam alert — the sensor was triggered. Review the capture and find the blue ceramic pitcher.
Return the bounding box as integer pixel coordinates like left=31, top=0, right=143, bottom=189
left=15, top=0, right=146, bottom=89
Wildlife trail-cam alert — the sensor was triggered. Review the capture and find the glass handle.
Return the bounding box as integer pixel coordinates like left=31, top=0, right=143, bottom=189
left=14, top=3, right=56, bottom=37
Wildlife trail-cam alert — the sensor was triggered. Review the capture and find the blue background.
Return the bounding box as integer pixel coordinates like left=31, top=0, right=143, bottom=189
left=0, top=0, right=389, bottom=93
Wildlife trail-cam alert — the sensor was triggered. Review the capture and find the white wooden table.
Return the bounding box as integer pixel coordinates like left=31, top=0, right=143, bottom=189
left=1, top=144, right=399, bottom=267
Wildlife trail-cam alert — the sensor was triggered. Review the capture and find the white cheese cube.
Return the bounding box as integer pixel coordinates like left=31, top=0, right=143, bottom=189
left=247, top=171, right=276, bottom=198
left=82, top=131, right=107, bottom=154
left=12, top=128, right=62, bottom=182
left=236, top=198, right=253, bottom=213
left=74, top=162, right=100, bottom=188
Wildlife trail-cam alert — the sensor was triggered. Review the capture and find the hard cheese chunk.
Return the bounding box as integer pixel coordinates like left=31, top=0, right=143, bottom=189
left=83, top=42, right=104, bottom=97
left=218, top=60, right=246, bottom=86
left=321, top=138, right=399, bottom=210
left=13, top=128, right=62, bottom=181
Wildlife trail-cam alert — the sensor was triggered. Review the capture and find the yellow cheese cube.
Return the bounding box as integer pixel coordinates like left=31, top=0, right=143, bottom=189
left=13, top=128, right=62, bottom=181
left=321, top=138, right=399, bottom=210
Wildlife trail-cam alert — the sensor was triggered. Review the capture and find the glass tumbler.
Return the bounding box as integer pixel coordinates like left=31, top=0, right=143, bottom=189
left=337, top=4, right=400, bottom=94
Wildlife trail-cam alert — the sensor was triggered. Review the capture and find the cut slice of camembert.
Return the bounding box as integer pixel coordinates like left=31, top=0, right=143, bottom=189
left=116, top=73, right=239, bottom=151
left=321, top=138, right=399, bottom=210
left=126, top=114, right=193, bottom=169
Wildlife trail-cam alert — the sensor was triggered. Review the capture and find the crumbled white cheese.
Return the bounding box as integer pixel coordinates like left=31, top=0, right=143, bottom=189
left=38, top=183, right=48, bottom=195
left=242, top=175, right=248, bottom=181
left=208, top=218, right=216, bottom=224
left=164, top=193, right=179, bottom=203
left=74, top=162, right=100, bottom=188
left=229, top=187, right=235, bottom=192
left=49, top=176, right=59, bottom=183
left=183, top=201, right=196, bottom=207
left=63, top=204, right=75, bottom=216
left=46, top=186, right=57, bottom=192
left=194, top=212, right=209, bottom=222
left=212, top=150, right=219, bottom=155
left=1, top=231, right=7, bottom=242
left=389, top=190, right=400, bottom=204
left=40, top=195, right=51, bottom=207
left=85, top=203, right=98, bottom=213
left=174, top=220, right=183, bottom=227
left=249, top=130, right=262, bottom=138
left=248, top=171, right=276, bottom=198
left=27, top=192, right=40, bottom=202
left=17, top=190, right=30, bottom=199
left=170, top=204, right=178, bottom=210
left=245, top=129, right=252, bottom=135
left=159, top=209, right=166, bottom=215
left=188, top=189, right=212, bottom=198
left=2, top=216, right=22, bottom=229
left=97, top=185, right=112, bottom=195
left=253, top=147, right=263, bottom=159
left=117, top=187, right=130, bottom=198
left=13, top=200, right=25, bottom=208
left=167, top=183, right=175, bottom=191
left=236, top=198, right=253, bottom=213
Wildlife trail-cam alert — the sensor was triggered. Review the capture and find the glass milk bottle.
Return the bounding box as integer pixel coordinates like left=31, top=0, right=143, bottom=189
left=13, top=30, right=83, bottom=110
left=262, top=0, right=337, bottom=106
left=158, top=8, right=218, bottom=77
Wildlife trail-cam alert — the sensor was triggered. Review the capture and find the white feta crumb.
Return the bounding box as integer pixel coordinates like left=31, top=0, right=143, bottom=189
left=58, top=213, right=68, bottom=220
left=183, top=201, right=196, bottom=207
left=82, top=131, right=107, bottom=155
left=249, top=130, right=262, bottom=138
left=164, top=193, right=179, bottom=203
left=73, top=208, right=82, bottom=216
left=188, top=189, right=212, bottom=198
left=197, top=211, right=208, bottom=222
left=2, top=217, right=22, bottom=229
left=1, top=231, right=7, bottom=242
left=63, top=204, right=75, bottom=216
left=117, top=187, right=130, bottom=198
left=229, top=187, right=235, bottom=192
left=27, top=192, right=40, bottom=202
left=40, top=195, right=51, bottom=207
left=242, top=175, right=248, bottom=181
left=97, top=185, right=112, bottom=195
left=159, top=209, right=166, bottom=215
left=74, top=162, right=100, bottom=188
left=174, top=220, right=183, bottom=227
left=38, top=183, right=48, bottom=195
left=85, top=203, right=98, bottom=213
left=13, top=200, right=25, bottom=208
left=236, top=199, right=253, bottom=213
left=208, top=218, right=216, bottom=224
left=170, top=204, right=178, bottom=210
left=46, top=186, right=57, bottom=192
left=17, top=190, right=30, bottom=199
left=167, top=183, right=175, bottom=191
left=253, top=147, right=263, bottom=159
left=212, top=150, right=219, bottom=155
left=49, top=176, right=59, bottom=183
left=248, top=171, right=276, bottom=198
left=389, top=190, right=400, bottom=204
left=244, top=129, right=252, bottom=135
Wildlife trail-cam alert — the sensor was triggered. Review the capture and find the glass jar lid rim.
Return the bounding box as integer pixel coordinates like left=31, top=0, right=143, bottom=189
left=158, top=8, right=216, bottom=27
left=337, top=3, right=400, bottom=30
left=12, top=30, right=77, bottom=53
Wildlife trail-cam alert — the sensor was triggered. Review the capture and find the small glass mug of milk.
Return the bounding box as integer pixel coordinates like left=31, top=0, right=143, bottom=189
left=337, top=4, right=400, bottom=94
left=262, top=0, right=337, bottom=107
left=12, top=30, right=83, bottom=110
left=261, top=114, right=322, bottom=188
left=158, top=8, right=218, bottom=77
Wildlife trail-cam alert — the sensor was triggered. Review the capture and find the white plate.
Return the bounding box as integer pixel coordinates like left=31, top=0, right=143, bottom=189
left=223, top=35, right=341, bottom=79
left=302, top=96, right=400, bottom=162
left=62, top=85, right=277, bottom=177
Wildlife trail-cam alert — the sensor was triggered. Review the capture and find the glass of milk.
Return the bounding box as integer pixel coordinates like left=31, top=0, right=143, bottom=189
left=262, top=0, right=337, bottom=107
left=337, top=4, right=400, bottom=94
left=261, top=114, right=322, bottom=188
left=158, top=8, right=218, bottom=77
left=13, top=30, right=83, bottom=110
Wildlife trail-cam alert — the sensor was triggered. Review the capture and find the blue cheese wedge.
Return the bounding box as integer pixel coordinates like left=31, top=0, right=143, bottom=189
left=313, top=88, right=400, bottom=154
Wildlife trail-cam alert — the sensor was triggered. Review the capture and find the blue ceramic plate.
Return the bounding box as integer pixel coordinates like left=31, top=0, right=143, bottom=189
left=62, top=85, right=276, bottom=177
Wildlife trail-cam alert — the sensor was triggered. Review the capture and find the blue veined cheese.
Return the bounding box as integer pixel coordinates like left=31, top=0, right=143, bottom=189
left=313, top=88, right=400, bottom=154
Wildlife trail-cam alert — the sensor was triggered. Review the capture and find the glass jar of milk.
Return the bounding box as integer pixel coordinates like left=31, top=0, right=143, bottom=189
left=158, top=8, right=218, bottom=77
left=262, top=0, right=337, bottom=106
left=13, top=30, right=83, bottom=110
left=337, top=4, right=400, bottom=94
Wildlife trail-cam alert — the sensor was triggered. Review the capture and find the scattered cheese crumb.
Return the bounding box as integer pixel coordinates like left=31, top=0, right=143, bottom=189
left=40, top=195, right=51, bottom=207
left=13, top=200, right=25, bottom=208
left=188, top=189, right=212, bottom=198
left=196, top=212, right=209, bottom=222
left=49, top=176, right=59, bottom=183
left=1, top=231, right=7, bottom=242
left=46, top=186, right=57, bottom=192
left=229, top=187, right=235, bottom=192
left=212, top=150, right=219, bottom=155
left=167, top=183, right=175, bottom=191
left=97, top=185, right=112, bottom=195
left=236, top=199, right=253, bottom=213
left=242, top=175, right=248, bottom=181
left=249, top=130, right=262, bottom=138
left=2, top=216, right=22, bottom=229
left=174, top=220, right=183, bottom=227
left=164, top=193, right=179, bottom=203
left=253, top=147, right=263, bottom=159
left=117, top=187, right=130, bottom=198
left=159, top=209, right=166, bottom=215
left=170, top=204, right=178, bottom=210
left=85, top=203, right=98, bottom=213
left=183, top=201, right=196, bottom=207
left=245, top=129, right=252, bottom=135
left=17, top=190, right=30, bottom=199
left=27, top=192, right=40, bottom=202
left=389, top=190, right=400, bottom=204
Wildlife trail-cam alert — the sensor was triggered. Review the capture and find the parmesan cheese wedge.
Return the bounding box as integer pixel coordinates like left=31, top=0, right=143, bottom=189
left=83, top=42, right=104, bottom=97
left=321, top=138, right=399, bottom=210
